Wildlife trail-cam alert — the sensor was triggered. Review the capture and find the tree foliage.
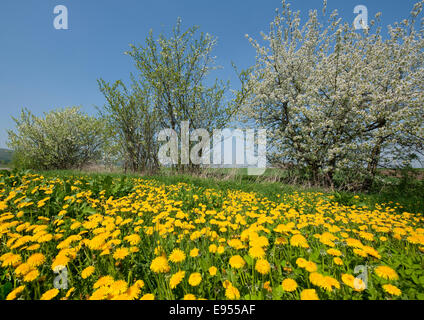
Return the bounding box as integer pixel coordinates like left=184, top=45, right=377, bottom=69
left=124, top=18, right=237, bottom=133
left=7, top=107, right=104, bottom=170
left=97, top=78, right=160, bottom=173
left=99, top=18, right=244, bottom=172
left=241, top=0, right=424, bottom=189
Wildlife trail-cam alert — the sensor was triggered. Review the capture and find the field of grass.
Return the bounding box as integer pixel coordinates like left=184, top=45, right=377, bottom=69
left=1, top=169, right=423, bottom=300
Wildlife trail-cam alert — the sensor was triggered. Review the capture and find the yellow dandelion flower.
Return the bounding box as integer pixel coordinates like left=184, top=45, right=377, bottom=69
left=93, top=275, right=115, bottom=289
left=248, top=246, right=265, bottom=259
left=229, top=255, right=245, bottom=269
left=188, top=273, right=202, bottom=287
left=300, top=289, right=319, bottom=300
left=208, top=266, right=217, bottom=276
left=170, top=271, right=185, bottom=289
left=304, top=261, right=317, bottom=273
left=169, top=249, right=186, bottom=263
left=225, top=285, right=240, bottom=300
left=15, top=263, right=32, bottom=277
left=208, top=244, right=217, bottom=253
left=51, top=255, right=70, bottom=272
left=140, top=293, right=155, bottom=300
left=263, top=281, right=272, bottom=293
left=255, top=259, right=271, bottom=275
left=326, top=248, right=342, bottom=257
left=40, top=288, right=59, bottom=300
left=382, top=284, right=401, bottom=296
left=150, top=256, right=170, bottom=273
left=282, top=279, right=298, bottom=292
left=65, top=287, right=75, bottom=298
left=189, top=248, right=199, bottom=257
left=333, top=257, right=343, bottom=265
left=27, top=253, right=45, bottom=268
left=1, top=253, right=21, bottom=267
left=81, top=266, right=95, bottom=279
left=113, top=248, right=129, bottom=260
left=375, top=266, right=399, bottom=280
left=23, top=269, right=39, bottom=282
left=290, top=234, right=309, bottom=248
left=222, top=280, right=231, bottom=289
left=6, top=286, right=25, bottom=300
left=296, top=258, right=308, bottom=268
left=89, top=287, right=110, bottom=300
left=109, top=280, right=128, bottom=295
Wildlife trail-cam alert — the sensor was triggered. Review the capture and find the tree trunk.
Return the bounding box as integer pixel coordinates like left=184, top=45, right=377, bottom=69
left=362, top=138, right=383, bottom=191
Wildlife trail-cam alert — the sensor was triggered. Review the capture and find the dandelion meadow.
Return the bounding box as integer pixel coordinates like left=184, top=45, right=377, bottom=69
left=1, top=171, right=423, bottom=300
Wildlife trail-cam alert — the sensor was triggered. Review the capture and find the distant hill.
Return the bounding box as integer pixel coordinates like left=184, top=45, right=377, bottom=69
left=0, top=148, right=13, bottom=165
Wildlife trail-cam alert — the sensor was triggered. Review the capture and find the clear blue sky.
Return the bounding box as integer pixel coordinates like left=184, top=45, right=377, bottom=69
left=0, top=0, right=418, bottom=148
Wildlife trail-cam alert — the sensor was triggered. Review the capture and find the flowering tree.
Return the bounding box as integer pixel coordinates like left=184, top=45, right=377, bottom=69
left=123, top=18, right=246, bottom=172
left=97, top=78, right=160, bottom=173
left=242, top=0, right=424, bottom=189
left=8, top=107, right=104, bottom=170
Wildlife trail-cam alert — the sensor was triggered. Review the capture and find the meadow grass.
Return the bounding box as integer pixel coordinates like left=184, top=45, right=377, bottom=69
left=1, top=169, right=423, bottom=300
left=36, top=168, right=424, bottom=215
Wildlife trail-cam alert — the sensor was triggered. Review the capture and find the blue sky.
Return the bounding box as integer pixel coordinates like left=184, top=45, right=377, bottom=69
left=0, top=0, right=419, bottom=148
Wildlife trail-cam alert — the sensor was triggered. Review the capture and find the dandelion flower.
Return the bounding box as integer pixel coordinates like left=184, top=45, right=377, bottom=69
left=222, top=280, right=231, bottom=289
left=189, top=248, right=199, bottom=257
left=208, top=266, right=217, bottom=276
left=15, top=263, right=32, bottom=277
left=40, top=288, right=59, bottom=300
left=296, top=258, right=308, bottom=268
left=282, top=279, right=298, bottom=292
left=209, top=244, right=217, bottom=253
left=81, top=266, right=95, bottom=279
left=150, top=256, right=170, bottom=273
left=170, top=271, right=185, bottom=289
left=229, top=255, right=245, bottom=269
left=65, top=287, right=75, bottom=299
left=26, top=253, right=45, bottom=267
left=382, top=284, right=401, bottom=296
left=6, top=286, right=25, bottom=300
left=109, top=280, right=128, bottom=295
left=1, top=253, right=21, bottom=267
left=94, top=275, right=115, bottom=289
left=375, top=266, right=399, bottom=280
left=255, top=259, right=271, bottom=275
left=188, top=273, right=202, bottom=287
left=304, top=261, right=317, bottom=273
left=169, top=249, right=186, bottom=263
left=225, top=285, right=240, bottom=300
left=248, top=246, right=265, bottom=259
left=113, top=248, right=129, bottom=260
left=290, top=234, right=309, bottom=248
left=23, top=269, right=39, bottom=282
left=300, top=289, right=319, bottom=300
left=140, top=293, right=155, bottom=300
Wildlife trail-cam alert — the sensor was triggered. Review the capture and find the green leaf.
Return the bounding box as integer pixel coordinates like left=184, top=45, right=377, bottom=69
left=0, top=282, right=13, bottom=300
left=272, top=285, right=284, bottom=300
left=243, top=255, right=253, bottom=266
left=417, top=293, right=424, bottom=300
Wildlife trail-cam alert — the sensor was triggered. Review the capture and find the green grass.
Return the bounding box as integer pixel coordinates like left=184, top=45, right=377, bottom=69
left=28, top=167, right=424, bottom=215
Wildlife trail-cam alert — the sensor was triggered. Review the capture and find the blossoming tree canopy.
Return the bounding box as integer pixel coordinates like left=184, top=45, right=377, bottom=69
left=242, top=0, right=424, bottom=189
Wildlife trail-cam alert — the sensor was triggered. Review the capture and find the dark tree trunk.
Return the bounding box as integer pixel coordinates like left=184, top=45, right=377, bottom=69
left=362, top=138, right=383, bottom=191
